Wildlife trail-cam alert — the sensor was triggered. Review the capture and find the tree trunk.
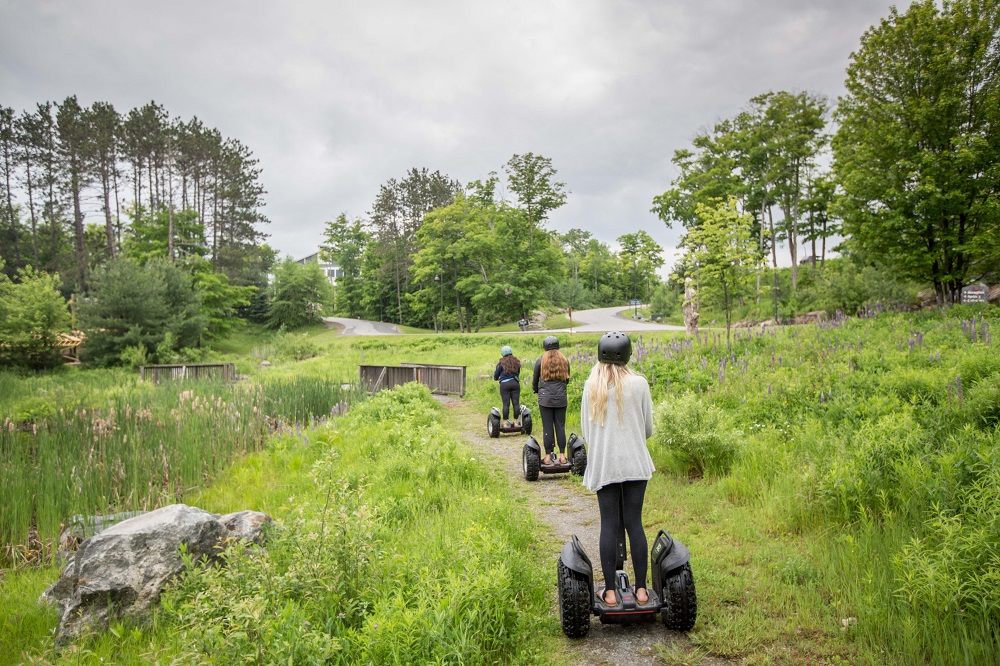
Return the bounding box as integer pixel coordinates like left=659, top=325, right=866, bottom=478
left=101, top=159, right=115, bottom=259
left=23, top=148, right=39, bottom=267
left=768, top=206, right=779, bottom=321
left=2, top=128, right=19, bottom=269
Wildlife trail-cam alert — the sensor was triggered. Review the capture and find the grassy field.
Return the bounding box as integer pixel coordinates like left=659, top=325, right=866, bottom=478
left=2, top=306, right=999, bottom=664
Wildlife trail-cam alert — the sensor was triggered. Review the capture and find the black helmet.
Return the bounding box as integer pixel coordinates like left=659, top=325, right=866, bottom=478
left=598, top=331, right=631, bottom=364
left=543, top=336, right=560, bottom=351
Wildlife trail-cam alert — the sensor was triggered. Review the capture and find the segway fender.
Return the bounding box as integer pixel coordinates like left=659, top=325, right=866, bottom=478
left=567, top=433, right=586, bottom=455
left=490, top=407, right=501, bottom=418
left=652, top=529, right=691, bottom=574
left=559, top=535, right=593, bottom=579
left=524, top=436, right=541, bottom=453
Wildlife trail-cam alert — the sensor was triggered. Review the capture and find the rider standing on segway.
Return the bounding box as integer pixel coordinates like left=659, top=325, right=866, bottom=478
left=581, top=331, right=655, bottom=607
left=493, top=345, right=522, bottom=428
left=532, top=336, right=570, bottom=466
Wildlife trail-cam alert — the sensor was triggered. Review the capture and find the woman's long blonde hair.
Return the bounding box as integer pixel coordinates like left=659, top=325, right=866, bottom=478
left=540, top=349, right=569, bottom=381
left=584, top=362, right=636, bottom=426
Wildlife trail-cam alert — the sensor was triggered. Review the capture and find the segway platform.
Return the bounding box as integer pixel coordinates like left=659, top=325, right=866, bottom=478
left=557, top=529, right=697, bottom=637
left=522, top=433, right=587, bottom=481
left=487, top=405, right=532, bottom=438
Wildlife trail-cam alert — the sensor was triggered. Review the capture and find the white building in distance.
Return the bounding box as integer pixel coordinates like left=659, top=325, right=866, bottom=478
left=295, top=249, right=342, bottom=286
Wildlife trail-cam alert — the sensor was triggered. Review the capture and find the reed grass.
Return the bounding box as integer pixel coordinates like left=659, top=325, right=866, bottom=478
left=0, top=376, right=363, bottom=565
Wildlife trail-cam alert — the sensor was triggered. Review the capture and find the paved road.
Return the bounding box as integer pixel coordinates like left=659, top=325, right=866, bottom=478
left=323, top=305, right=684, bottom=336
left=321, top=317, right=402, bottom=336
left=554, top=306, right=686, bottom=333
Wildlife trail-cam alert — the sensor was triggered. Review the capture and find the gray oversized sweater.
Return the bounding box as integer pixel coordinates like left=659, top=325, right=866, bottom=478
left=580, top=372, right=655, bottom=492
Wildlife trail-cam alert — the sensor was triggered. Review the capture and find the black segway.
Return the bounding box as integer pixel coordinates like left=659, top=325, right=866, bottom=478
left=487, top=405, right=532, bottom=438
left=522, top=433, right=587, bottom=481
left=556, top=493, right=697, bottom=637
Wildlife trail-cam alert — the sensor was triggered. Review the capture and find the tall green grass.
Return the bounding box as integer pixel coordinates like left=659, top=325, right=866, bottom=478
left=0, top=376, right=363, bottom=565
left=629, top=305, right=1000, bottom=663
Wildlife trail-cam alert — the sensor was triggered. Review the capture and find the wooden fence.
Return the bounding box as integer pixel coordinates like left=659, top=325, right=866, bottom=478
left=140, top=363, right=237, bottom=384
left=359, top=363, right=466, bottom=396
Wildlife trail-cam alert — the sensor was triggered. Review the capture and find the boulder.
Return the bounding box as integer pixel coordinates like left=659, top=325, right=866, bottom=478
left=218, top=510, right=273, bottom=546
left=794, top=310, right=828, bottom=325
left=42, top=504, right=228, bottom=644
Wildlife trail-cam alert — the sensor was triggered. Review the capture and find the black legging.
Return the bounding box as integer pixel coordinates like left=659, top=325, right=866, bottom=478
left=539, top=405, right=566, bottom=455
left=596, top=480, right=649, bottom=596
left=499, top=380, right=521, bottom=421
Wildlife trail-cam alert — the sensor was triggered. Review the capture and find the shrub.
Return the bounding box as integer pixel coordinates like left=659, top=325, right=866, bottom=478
left=272, top=330, right=320, bottom=361
left=652, top=393, right=739, bottom=477
left=0, top=265, right=71, bottom=369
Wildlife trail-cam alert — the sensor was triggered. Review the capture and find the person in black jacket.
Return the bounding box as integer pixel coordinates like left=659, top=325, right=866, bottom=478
left=532, top=336, right=571, bottom=464
left=493, top=345, right=522, bottom=427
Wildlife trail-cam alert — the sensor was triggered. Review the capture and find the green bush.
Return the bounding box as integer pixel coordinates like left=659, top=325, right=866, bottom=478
left=652, top=393, right=739, bottom=477
left=272, top=330, right=320, bottom=361
left=79, top=258, right=205, bottom=366
left=0, top=265, right=71, bottom=369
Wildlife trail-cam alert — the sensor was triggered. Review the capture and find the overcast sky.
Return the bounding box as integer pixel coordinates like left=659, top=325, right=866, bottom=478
left=1, top=0, right=900, bottom=273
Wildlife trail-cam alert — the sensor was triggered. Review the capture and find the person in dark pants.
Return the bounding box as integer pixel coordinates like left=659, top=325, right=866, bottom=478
left=580, top=331, right=655, bottom=608
left=532, top=336, right=570, bottom=465
left=493, top=345, right=522, bottom=427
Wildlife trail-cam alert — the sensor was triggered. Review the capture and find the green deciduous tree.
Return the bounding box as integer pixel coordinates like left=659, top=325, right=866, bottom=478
left=266, top=258, right=333, bottom=329
left=409, top=193, right=561, bottom=332
left=503, top=152, right=568, bottom=254
left=123, top=206, right=207, bottom=263
left=322, top=213, right=369, bottom=318
left=684, top=198, right=762, bottom=349
left=367, top=168, right=460, bottom=324
left=617, top=230, right=665, bottom=305
left=0, top=261, right=71, bottom=368
left=189, top=259, right=255, bottom=340
left=834, top=0, right=1000, bottom=303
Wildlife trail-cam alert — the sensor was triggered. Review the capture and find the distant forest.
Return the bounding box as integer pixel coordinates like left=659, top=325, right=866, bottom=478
left=0, top=97, right=272, bottom=293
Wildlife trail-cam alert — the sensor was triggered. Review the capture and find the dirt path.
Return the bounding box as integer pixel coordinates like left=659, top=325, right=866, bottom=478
left=444, top=398, right=726, bottom=666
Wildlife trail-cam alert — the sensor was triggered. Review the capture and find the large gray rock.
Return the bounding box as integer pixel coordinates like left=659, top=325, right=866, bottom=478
left=218, top=510, right=273, bottom=546
left=42, top=504, right=227, bottom=643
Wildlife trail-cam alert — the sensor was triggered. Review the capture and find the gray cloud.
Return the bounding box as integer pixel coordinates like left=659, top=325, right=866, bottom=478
left=0, top=0, right=896, bottom=271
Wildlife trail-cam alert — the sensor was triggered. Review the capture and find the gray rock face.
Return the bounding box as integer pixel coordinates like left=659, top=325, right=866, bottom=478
left=42, top=504, right=227, bottom=643
left=218, top=510, right=273, bottom=546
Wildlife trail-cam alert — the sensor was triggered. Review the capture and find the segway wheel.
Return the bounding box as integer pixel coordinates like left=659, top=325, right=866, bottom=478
left=571, top=447, right=587, bottom=476
left=557, top=560, right=591, bottom=638
left=487, top=413, right=501, bottom=439
left=521, top=413, right=532, bottom=435
left=522, top=444, right=540, bottom=481
left=660, top=563, right=697, bottom=631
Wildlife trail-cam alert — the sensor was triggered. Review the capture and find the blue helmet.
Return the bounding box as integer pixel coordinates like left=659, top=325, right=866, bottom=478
left=500, top=345, right=513, bottom=357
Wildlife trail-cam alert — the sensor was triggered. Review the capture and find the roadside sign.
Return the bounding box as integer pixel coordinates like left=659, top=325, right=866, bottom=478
left=962, top=283, right=988, bottom=304
left=629, top=299, right=641, bottom=306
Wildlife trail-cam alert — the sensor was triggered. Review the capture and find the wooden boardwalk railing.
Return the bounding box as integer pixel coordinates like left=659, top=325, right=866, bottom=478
left=140, top=363, right=237, bottom=384
left=359, top=363, right=466, bottom=396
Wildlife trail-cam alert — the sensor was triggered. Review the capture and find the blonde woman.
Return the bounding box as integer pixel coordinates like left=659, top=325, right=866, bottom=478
left=581, top=331, right=655, bottom=607
left=532, top=336, right=570, bottom=465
